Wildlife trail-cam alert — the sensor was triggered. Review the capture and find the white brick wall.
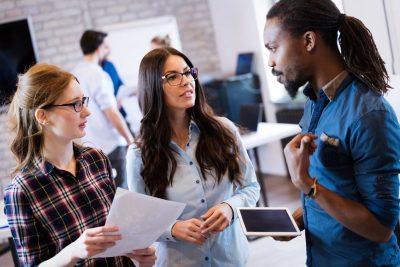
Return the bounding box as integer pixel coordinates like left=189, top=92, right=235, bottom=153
left=0, top=111, right=14, bottom=199
left=0, top=0, right=220, bottom=194
left=0, top=0, right=220, bottom=72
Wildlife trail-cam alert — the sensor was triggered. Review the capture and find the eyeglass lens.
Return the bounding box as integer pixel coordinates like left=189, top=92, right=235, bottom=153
left=74, top=97, right=89, bottom=112
left=166, top=68, right=198, bottom=86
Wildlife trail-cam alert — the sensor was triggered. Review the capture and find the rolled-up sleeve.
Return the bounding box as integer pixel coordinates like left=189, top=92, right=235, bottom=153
left=350, top=110, right=400, bottom=229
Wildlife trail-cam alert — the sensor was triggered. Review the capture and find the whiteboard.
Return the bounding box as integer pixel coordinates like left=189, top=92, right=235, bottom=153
left=102, top=16, right=182, bottom=88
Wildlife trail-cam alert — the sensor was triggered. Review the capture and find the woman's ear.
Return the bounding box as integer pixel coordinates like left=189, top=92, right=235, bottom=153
left=34, top=108, right=49, bottom=126
left=303, top=31, right=316, bottom=52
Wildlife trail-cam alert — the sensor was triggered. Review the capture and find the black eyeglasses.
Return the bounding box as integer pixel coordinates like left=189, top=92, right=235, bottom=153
left=44, top=97, right=89, bottom=112
left=161, top=67, right=198, bottom=86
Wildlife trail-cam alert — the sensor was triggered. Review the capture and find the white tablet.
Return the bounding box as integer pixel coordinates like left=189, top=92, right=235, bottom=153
left=237, top=207, right=301, bottom=236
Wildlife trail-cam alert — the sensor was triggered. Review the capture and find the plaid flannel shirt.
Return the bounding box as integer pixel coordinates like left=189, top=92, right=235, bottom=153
left=4, top=144, right=134, bottom=267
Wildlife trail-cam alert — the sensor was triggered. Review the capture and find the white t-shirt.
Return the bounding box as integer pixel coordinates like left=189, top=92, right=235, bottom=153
left=72, top=61, right=126, bottom=154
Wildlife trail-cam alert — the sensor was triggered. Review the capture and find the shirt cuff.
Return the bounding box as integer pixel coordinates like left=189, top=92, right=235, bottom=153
left=222, top=202, right=235, bottom=223
left=222, top=197, right=243, bottom=220
left=157, top=220, right=178, bottom=242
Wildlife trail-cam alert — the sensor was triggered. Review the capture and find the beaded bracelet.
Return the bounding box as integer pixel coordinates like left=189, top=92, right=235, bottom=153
left=306, top=177, right=318, bottom=199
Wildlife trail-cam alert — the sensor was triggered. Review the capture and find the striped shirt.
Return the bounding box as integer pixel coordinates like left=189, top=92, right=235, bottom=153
left=4, top=144, right=134, bottom=267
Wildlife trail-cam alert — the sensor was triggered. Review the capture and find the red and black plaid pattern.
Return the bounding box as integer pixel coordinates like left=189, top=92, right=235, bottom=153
left=4, top=145, right=134, bottom=267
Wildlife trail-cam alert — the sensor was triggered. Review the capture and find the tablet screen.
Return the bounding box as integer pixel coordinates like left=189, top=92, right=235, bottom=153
left=237, top=207, right=301, bottom=236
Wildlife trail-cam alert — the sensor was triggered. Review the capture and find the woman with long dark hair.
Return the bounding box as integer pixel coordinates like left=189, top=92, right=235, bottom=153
left=5, top=63, right=156, bottom=266
left=127, top=47, right=260, bottom=266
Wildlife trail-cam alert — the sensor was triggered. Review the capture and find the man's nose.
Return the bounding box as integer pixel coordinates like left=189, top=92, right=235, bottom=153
left=268, top=55, right=275, bottom=68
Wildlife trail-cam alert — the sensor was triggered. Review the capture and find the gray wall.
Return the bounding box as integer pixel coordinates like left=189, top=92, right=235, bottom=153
left=0, top=0, right=220, bottom=195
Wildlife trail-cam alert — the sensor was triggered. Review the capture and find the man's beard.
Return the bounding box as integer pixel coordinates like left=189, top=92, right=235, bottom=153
left=284, top=82, right=301, bottom=99
left=283, top=74, right=308, bottom=99
left=272, top=68, right=308, bottom=99
left=272, top=70, right=299, bottom=99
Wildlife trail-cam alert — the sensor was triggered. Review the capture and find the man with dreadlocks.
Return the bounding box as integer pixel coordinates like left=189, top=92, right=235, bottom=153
left=264, top=0, right=400, bottom=266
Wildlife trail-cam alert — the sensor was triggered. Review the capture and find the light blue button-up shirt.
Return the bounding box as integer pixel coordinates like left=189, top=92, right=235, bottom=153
left=127, top=117, right=260, bottom=267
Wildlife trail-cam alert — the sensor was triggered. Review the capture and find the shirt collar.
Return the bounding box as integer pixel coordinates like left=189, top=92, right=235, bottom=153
left=189, top=120, right=200, bottom=134
left=303, top=70, right=348, bottom=101
left=322, top=70, right=348, bottom=100
left=33, top=143, right=84, bottom=175
left=169, top=120, right=200, bottom=153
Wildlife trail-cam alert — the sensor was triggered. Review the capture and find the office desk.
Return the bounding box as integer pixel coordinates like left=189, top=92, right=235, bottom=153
left=241, top=122, right=301, bottom=206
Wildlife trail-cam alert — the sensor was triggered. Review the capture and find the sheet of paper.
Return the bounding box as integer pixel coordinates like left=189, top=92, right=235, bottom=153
left=94, top=188, right=185, bottom=258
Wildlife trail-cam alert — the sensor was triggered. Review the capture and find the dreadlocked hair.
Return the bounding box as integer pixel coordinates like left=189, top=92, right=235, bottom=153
left=267, top=0, right=391, bottom=95
left=339, top=16, right=391, bottom=94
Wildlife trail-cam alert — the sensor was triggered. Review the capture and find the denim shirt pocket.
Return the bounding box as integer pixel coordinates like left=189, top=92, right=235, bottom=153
left=318, top=132, right=348, bottom=168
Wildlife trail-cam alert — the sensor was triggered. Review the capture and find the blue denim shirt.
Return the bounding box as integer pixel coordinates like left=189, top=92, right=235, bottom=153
left=126, top=117, right=260, bottom=267
left=299, top=73, right=400, bottom=267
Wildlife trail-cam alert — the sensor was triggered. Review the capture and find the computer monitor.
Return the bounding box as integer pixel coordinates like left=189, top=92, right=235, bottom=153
left=235, top=52, right=254, bottom=75
left=0, top=17, right=38, bottom=106
left=239, top=103, right=263, bottom=132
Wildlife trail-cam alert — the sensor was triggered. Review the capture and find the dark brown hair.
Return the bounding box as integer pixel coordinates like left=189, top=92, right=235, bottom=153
left=80, top=30, right=107, bottom=55
left=137, top=47, right=242, bottom=198
left=267, top=0, right=391, bottom=94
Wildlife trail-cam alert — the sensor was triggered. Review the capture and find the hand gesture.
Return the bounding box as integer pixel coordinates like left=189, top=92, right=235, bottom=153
left=171, top=219, right=207, bottom=245
left=68, top=226, right=121, bottom=260
left=200, top=203, right=233, bottom=236
left=126, top=246, right=157, bottom=267
left=284, top=134, right=317, bottom=193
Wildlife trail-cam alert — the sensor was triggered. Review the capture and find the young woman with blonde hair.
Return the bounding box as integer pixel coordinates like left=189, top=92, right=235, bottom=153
left=5, top=63, right=156, bottom=266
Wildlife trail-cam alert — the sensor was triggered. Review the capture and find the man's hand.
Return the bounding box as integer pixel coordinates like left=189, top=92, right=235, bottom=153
left=273, top=207, right=303, bottom=241
left=284, top=134, right=317, bottom=193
